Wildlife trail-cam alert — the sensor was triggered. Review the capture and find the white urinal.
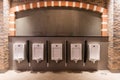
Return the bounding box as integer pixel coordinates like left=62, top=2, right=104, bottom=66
left=13, top=43, right=25, bottom=63
left=71, top=43, right=82, bottom=63
left=32, top=43, right=44, bottom=63
left=51, top=43, right=62, bottom=63
left=88, top=42, right=100, bottom=63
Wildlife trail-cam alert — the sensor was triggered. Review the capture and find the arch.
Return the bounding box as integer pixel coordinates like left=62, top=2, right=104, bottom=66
left=9, top=1, right=108, bottom=36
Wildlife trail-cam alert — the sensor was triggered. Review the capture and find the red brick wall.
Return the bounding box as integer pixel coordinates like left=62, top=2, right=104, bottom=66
left=11, top=0, right=108, bottom=8
left=0, top=0, right=9, bottom=71
left=108, top=0, right=120, bottom=72
left=9, top=1, right=108, bottom=36
left=0, top=0, right=110, bottom=71
left=0, top=0, right=4, bottom=70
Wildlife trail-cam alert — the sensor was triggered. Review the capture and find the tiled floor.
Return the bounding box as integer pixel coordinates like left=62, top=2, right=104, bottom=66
left=0, top=70, right=120, bottom=80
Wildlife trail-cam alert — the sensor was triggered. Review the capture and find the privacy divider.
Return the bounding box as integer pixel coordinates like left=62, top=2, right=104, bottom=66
left=65, top=40, right=68, bottom=67
left=46, top=40, right=49, bottom=67
left=26, top=40, right=30, bottom=67
left=83, top=40, right=88, bottom=66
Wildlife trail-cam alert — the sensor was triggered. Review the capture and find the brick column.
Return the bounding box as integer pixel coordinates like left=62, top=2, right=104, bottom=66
left=108, top=0, right=120, bottom=72
left=0, top=0, right=4, bottom=71
left=0, top=0, right=10, bottom=71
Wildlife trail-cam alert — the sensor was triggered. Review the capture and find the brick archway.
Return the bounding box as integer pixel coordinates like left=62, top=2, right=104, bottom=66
left=9, top=1, right=108, bottom=36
